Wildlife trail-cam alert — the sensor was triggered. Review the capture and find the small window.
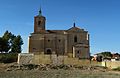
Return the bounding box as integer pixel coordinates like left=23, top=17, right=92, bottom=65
left=48, top=39, right=50, bottom=42
left=85, top=46, right=88, bottom=48
left=59, top=39, right=61, bottom=42
left=74, top=36, right=77, bottom=42
left=33, top=48, right=36, bottom=50
left=38, top=21, right=41, bottom=25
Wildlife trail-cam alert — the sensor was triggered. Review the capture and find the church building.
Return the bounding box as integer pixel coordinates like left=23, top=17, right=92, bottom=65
left=28, top=9, right=90, bottom=59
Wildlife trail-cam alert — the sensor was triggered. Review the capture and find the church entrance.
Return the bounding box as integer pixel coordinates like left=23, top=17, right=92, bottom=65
left=45, top=48, right=52, bottom=54
left=73, top=45, right=82, bottom=58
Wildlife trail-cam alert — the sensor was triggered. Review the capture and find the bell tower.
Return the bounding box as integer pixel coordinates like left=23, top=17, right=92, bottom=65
left=34, top=8, right=46, bottom=33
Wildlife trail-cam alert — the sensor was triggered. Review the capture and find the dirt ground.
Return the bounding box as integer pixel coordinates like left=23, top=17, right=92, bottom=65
left=0, top=63, right=120, bottom=78
left=0, top=69, right=120, bottom=78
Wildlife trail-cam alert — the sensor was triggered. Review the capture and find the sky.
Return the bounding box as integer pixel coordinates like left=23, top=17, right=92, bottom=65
left=0, top=0, right=120, bottom=55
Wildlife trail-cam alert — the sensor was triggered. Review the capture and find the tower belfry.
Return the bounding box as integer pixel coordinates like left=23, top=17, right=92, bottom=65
left=34, top=8, right=46, bottom=33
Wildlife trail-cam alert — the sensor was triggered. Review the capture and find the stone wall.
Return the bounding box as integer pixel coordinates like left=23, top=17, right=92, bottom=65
left=17, top=53, right=34, bottom=65
left=18, top=53, right=100, bottom=66
left=33, top=54, right=91, bottom=65
left=102, top=61, right=120, bottom=69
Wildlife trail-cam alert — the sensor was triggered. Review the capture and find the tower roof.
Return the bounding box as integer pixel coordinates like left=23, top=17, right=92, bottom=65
left=38, top=8, right=42, bottom=16
left=73, top=22, right=76, bottom=27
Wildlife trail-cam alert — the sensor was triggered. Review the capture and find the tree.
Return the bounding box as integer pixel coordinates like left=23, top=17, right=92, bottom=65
left=2, top=30, right=12, bottom=41
left=10, top=35, right=23, bottom=53
left=0, top=37, right=3, bottom=52
left=100, top=52, right=112, bottom=58
left=96, top=51, right=112, bottom=61
left=0, top=30, right=24, bottom=53
left=1, top=31, right=12, bottom=52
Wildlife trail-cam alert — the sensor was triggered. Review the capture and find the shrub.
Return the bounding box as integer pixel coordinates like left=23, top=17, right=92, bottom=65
left=58, top=64, right=69, bottom=70
left=23, top=64, right=39, bottom=70
left=0, top=53, right=18, bottom=63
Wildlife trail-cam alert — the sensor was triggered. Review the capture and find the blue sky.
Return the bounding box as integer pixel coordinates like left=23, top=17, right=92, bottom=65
left=0, top=0, right=120, bottom=54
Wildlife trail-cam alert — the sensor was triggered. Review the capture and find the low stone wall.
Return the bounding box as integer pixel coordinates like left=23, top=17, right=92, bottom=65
left=33, top=54, right=52, bottom=64
left=18, top=53, right=101, bottom=66
left=90, top=61, right=101, bottom=66
left=33, top=54, right=65, bottom=65
left=63, top=56, right=90, bottom=65
left=33, top=54, right=91, bottom=65
left=17, top=53, right=34, bottom=65
left=102, top=61, right=120, bottom=69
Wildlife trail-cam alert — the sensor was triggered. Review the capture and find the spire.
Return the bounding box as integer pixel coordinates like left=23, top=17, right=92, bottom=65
left=73, top=22, right=76, bottom=27
left=73, top=18, right=76, bottom=27
left=39, top=7, right=42, bottom=16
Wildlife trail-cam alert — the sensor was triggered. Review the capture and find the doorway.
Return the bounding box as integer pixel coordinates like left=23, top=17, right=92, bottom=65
left=46, top=49, right=52, bottom=54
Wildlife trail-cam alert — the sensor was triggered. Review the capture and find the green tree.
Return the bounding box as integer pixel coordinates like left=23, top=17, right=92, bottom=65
left=0, top=37, right=3, bottom=52
left=2, top=30, right=12, bottom=41
left=0, top=37, right=9, bottom=53
left=101, top=52, right=112, bottom=57
left=0, top=30, right=24, bottom=53
left=1, top=31, right=12, bottom=52
left=10, top=35, right=23, bottom=53
left=97, top=52, right=112, bottom=58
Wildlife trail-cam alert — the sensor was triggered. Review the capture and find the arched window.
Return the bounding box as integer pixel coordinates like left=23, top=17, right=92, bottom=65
left=46, top=49, right=52, bottom=54
left=74, top=36, right=77, bottom=42
left=38, top=21, right=41, bottom=25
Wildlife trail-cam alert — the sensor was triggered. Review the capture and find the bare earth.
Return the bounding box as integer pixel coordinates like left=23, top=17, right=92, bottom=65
left=0, top=63, right=120, bottom=78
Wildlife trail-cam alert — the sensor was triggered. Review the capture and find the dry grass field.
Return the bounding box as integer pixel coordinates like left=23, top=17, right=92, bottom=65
left=0, top=69, right=120, bottom=78
left=0, top=63, right=120, bottom=78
